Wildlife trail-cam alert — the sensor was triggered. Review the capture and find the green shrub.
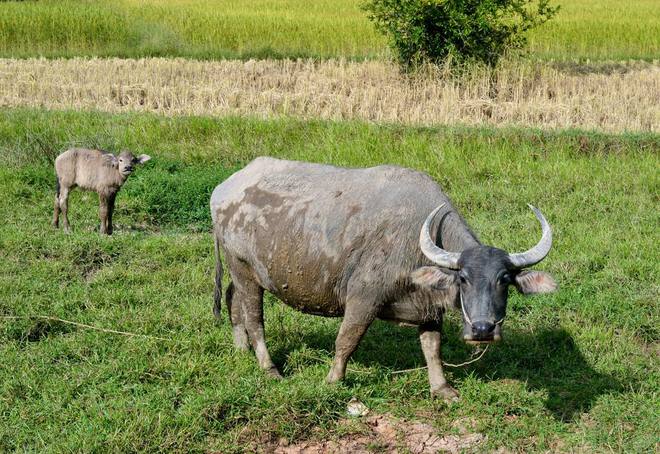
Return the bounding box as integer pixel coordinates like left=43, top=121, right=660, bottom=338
left=363, top=0, right=559, bottom=68
left=119, top=160, right=240, bottom=231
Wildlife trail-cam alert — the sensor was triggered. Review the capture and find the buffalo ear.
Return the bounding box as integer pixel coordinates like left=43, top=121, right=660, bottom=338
left=514, top=270, right=557, bottom=294
left=410, top=266, right=457, bottom=290
left=136, top=154, right=151, bottom=164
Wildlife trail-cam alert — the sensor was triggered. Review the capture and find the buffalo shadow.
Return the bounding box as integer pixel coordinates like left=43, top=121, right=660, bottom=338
left=267, top=309, right=624, bottom=422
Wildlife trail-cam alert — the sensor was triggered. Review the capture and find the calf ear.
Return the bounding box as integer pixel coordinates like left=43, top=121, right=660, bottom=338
left=136, top=154, right=151, bottom=164
left=514, top=270, right=557, bottom=294
left=410, top=266, right=457, bottom=290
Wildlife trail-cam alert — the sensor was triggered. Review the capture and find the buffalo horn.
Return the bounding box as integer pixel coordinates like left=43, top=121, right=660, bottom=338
left=419, top=204, right=461, bottom=269
left=508, top=204, right=553, bottom=268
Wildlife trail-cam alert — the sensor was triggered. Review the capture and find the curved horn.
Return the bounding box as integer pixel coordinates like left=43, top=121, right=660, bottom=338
left=419, top=204, right=461, bottom=269
left=508, top=204, right=553, bottom=269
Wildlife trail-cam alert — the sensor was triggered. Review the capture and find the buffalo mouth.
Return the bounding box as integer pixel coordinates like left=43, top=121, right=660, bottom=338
left=462, top=322, right=502, bottom=344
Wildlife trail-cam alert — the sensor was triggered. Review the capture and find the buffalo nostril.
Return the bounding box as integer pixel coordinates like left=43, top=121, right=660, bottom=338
left=472, top=321, right=496, bottom=338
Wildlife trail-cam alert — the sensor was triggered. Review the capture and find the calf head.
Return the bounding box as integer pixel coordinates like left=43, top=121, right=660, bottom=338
left=412, top=205, right=557, bottom=343
left=107, top=151, right=151, bottom=177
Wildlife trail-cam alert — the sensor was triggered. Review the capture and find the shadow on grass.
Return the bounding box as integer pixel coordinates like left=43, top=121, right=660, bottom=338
left=270, top=316, right=624, bottom=422
left=472, top=327, right=624, bottom=421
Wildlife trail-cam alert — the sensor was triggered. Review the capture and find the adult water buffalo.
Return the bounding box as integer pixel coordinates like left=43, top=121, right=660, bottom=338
left=210, top=157, right=556, bottom=399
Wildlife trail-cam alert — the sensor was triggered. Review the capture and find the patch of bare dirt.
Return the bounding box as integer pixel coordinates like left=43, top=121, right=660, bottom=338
left=273, top=413, right=485, bottom=454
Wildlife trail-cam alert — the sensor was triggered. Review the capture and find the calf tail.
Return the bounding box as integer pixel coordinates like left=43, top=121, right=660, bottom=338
left=213, top=232, right=223, bottom=320
left=55, top=176, right=60, bottom=198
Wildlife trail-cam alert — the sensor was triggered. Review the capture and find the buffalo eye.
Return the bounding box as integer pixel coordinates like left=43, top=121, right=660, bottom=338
left=459, top=272, right=469, bottom=284
left=498, top=272, right=512, bottom=286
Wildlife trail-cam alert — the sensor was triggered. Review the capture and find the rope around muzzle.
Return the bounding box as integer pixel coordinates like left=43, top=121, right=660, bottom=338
left=390, top=294, right=502, bottom=375
left=460, top=293, right=505, bottom=328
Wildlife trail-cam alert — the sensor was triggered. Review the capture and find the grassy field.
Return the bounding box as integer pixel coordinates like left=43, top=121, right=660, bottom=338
left=1, top=108, right=658, bottom=451
left=0, top=0, right=658, bottom=61
left=2, top=0, right=658, bottom=451
left=2, top=57, right=658, bottom=133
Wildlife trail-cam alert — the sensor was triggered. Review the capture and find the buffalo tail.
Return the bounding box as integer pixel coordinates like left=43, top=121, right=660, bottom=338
left=213, top=231, right=223, bottom=320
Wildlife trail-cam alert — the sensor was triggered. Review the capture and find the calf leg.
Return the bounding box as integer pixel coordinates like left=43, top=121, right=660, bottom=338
left=99, top=194, right=110, bottom=235
left=419, top=321, right=459, bottom=401
left=52, top=177, right=61, bottom=228
left=106, top=192, right=116, bottom=235
left=52, top=194, right=61, bottom=228
left=230, top=260, right=280, bottom=378
left=59, top=186, right=72, bottom=233
left=326, top=297, right=378, bottom=383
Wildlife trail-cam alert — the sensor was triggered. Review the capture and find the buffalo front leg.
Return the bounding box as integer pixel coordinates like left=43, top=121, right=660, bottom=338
left=419, top=322, right=459, bottom=402
left=326, top=299, right=377, bottom=383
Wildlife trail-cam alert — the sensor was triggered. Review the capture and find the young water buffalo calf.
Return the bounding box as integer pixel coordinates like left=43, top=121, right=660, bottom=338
left=53, top=148, right=151, bottom=234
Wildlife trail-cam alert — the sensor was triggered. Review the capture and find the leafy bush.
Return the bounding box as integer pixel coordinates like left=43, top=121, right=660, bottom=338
left=363, top=0, right=559, bottom=68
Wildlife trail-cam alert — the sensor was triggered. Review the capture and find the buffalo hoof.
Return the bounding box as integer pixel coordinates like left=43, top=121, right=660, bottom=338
left=325, top=369, right=344, bottom=384
left=431, top=385, right=460, bottom=402
left=267, top=366, right=283, bottom=380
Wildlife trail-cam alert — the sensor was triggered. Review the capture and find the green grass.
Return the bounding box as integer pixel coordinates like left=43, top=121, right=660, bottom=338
left=527, top=0, right=660, bottom=61
left=0, top=0, right=384, bottom=60
left=1, top=108, right=658, bottom=451
left=0, top=0, right=658, bottom=61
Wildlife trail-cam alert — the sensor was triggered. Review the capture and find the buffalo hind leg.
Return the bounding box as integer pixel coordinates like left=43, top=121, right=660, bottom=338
left=225, top=282, right=249, bottom=351
left=230, top=260, right=281, bottom=378
left=326, top=298, right=377, bottom=383
left=419, top=321, right=459, bottom=402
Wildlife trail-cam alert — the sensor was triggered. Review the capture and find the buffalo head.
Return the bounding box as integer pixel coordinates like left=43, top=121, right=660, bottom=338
left=412, top=204, right=557, bottom=343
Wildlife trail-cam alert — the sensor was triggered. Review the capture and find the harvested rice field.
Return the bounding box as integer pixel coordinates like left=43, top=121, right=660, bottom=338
left=1, top=58, right=658, bottom=132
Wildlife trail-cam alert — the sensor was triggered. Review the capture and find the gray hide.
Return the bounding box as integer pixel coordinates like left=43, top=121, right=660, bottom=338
left=53, top=148, right=151, bottom=235
left=210, top=157, right=556, bottom=400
